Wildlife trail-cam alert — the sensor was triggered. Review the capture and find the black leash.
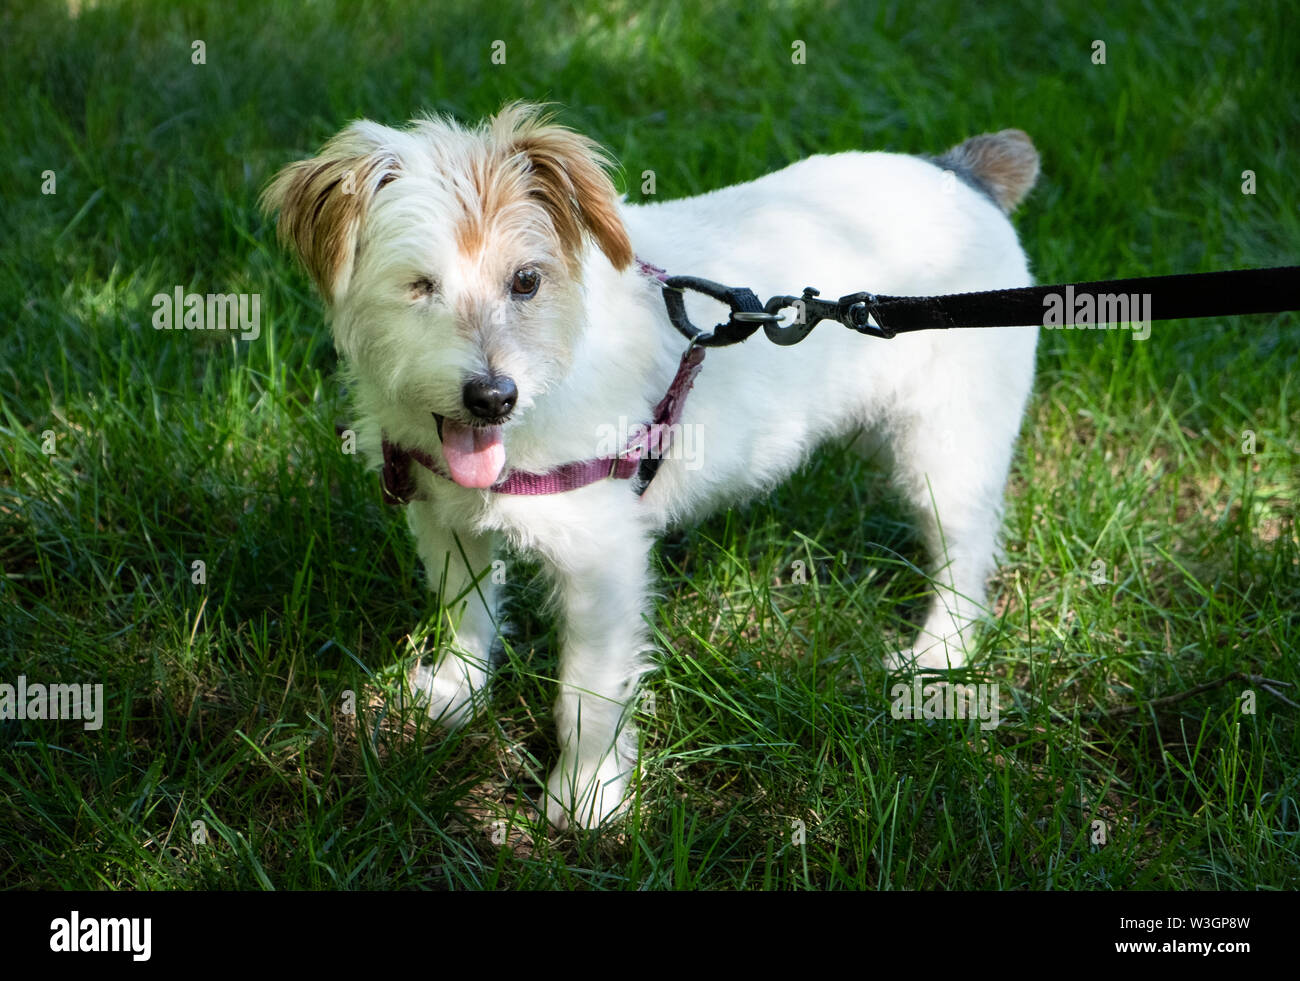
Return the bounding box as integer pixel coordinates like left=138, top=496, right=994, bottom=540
left=661, top=266, right=1299, bottom=347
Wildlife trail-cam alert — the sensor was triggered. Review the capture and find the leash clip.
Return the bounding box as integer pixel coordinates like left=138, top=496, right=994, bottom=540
left=761, top=288, right=895, bottom=344
left=661, top=275, right=896, bottom=348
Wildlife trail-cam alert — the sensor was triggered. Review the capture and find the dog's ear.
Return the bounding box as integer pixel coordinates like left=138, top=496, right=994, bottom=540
left=260, top=124, right=400, bottom=304
left=494, top=103, right=633, bottom=273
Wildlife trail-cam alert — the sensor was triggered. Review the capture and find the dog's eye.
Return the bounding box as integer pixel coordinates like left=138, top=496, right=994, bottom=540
left=510, top=268, right=540, bottom=300
left=409, top=277, right=439, bottom=300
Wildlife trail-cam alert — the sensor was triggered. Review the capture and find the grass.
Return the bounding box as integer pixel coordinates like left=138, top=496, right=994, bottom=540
left=1, top=0, right=1297, bottom=890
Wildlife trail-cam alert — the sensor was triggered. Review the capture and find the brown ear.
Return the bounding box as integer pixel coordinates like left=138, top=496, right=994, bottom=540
left=260, top=124, right=400, bottom=303
left=493, top=102, right=633, bottom=272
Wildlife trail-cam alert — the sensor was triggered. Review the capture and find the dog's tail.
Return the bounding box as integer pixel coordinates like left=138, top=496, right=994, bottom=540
left=933, top=130, right=1039, bottom=213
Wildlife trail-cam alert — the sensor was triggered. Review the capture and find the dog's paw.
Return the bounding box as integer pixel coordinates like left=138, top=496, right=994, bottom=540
left=544, top=753, right=632, bottom=831
left=885, top=642, right=965, bottom=673
left=406, top=653, right=487, bottom=730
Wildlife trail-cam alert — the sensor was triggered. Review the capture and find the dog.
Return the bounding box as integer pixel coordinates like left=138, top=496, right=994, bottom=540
left=262, top=103, right=1039, bottom=829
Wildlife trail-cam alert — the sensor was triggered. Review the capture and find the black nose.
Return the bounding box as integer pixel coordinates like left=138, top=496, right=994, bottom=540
left=462, top=375, right=518, bottom=421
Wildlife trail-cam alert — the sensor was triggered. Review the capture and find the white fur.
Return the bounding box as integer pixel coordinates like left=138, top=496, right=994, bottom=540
left=266, top=108, right=1038, bottom=830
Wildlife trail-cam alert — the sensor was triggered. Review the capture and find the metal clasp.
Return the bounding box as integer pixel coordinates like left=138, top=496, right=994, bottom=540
left=760, top=287, right=895, bottom=344
left=759, top=287, right=824, bottom=345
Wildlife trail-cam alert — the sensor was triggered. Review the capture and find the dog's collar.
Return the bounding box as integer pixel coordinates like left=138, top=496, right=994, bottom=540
left=380, top=258, right=699, bottom=503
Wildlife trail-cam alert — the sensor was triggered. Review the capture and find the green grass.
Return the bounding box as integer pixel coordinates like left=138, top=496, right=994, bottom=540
left=1, top=0, right=1297, bottom=890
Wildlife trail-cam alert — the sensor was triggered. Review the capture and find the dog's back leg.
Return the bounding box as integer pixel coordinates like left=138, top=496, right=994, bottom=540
left=882, top=335, right=1034, bottom=671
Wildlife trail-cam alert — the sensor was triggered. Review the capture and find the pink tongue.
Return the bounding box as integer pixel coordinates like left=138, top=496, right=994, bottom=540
left=440, top=420, right=505, bottom=488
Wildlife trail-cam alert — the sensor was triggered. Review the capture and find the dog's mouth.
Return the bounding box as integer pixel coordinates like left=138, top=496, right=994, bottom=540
left=433, top=412, right=506, bottom=489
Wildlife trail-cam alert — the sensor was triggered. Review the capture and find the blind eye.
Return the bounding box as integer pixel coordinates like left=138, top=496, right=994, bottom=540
left=410, top=277, right=438, bottom=299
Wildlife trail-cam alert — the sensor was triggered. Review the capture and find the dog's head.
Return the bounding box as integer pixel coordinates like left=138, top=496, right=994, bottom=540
left=261, top=102, right=632, bottom=487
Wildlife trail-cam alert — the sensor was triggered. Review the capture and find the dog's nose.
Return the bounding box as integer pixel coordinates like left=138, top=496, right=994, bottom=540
left=462, top=375, right=518, bottom=421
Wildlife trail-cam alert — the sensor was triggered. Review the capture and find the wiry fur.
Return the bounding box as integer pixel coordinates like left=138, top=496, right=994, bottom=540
left=263, top=104, right=1040, bottom=829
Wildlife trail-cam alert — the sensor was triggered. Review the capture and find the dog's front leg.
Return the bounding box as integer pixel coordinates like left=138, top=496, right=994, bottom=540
left=404, top=500, right=501, bottom=729
left=543, top=531, right=654, bottom=830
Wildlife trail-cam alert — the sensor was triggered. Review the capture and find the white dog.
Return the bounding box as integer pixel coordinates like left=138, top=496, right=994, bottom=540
left=263, top=103, right=1039, bottom=829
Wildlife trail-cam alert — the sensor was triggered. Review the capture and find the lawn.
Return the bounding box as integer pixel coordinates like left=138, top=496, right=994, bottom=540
left=1, top=0, right=1296, bottom=889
